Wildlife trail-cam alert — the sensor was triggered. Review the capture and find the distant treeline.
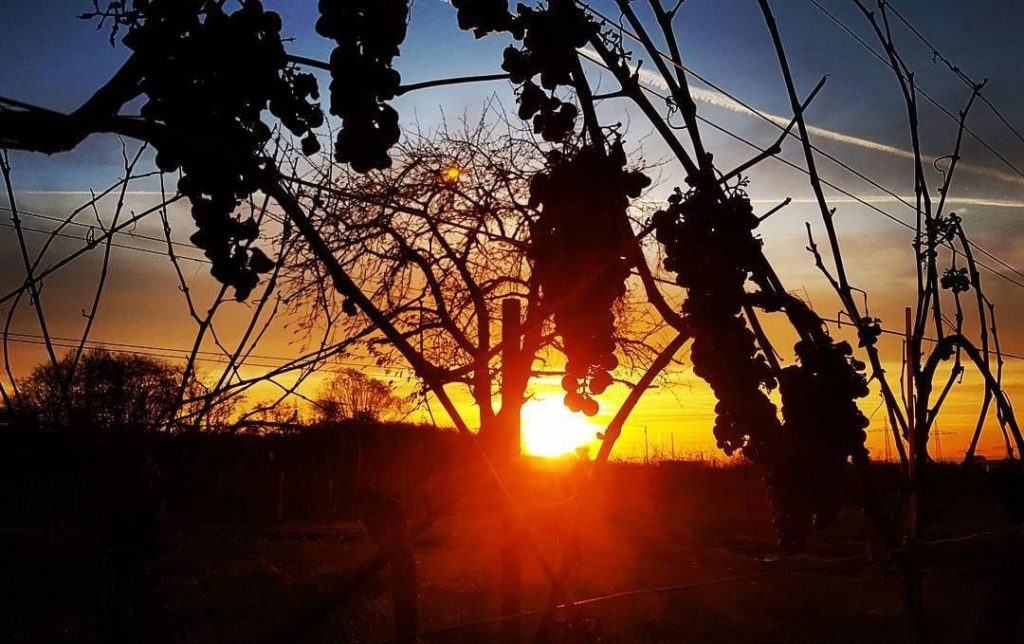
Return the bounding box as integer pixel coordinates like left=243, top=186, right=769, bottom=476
left=3, top=419, right=1013, bottom=540
left=0, top=422, right=467, bottom=531
left=0, top=418, right=789, bottom=535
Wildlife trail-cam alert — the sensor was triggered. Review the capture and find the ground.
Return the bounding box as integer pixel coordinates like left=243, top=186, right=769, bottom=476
left=2, top=460, right=1020, bottom=643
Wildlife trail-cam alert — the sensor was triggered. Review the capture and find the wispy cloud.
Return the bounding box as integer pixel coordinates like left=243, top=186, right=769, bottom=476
left=578, top=47, right=1024, bottom=188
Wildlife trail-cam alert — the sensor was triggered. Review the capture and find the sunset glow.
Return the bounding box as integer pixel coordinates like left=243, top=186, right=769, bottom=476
left=7, top=1, right=1024, bottom=639
left=520, top=395, right=599, bottom=457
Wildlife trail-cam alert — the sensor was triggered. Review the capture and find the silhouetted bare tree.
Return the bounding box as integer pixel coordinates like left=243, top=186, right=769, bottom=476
left=277, top=112, right=673, bottom=444
left=315, top=369, right=407, bottom=423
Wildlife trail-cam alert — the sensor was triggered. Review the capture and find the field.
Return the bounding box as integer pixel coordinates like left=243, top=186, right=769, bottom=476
left=1, top=429, right=1021, bottom=643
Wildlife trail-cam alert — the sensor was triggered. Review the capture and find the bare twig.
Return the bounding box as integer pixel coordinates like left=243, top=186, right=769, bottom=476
left=1, top=151, right=59, bottom=374
left=757, top=0, right=911, bottom=465
left=67, top=142, right=147, bottom=384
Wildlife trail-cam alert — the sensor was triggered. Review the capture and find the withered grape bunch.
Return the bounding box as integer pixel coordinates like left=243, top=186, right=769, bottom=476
left=504, top=2, right=595, bottom=142
left=773, top=337, right=871, bottom=549
left=317, top=0, right=409, bottom=172
left=655, top=189, right=796, bottom=547
left=529, top=143, right=650, bottom=415
left=107, top=0, right=323, bottom=299
left=453, top=0, right=596, bottom=142
left=654, top=189, right=778, bottom=460
left=451, top=0, right=517, bottom=38
left=857, top=316, right=883, bottom=348
left=941, top=266, right=971, bottom=293
left=655, top=188, right=877, bottom=551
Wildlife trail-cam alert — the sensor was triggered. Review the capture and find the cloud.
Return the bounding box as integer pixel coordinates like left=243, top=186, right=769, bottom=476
left=578, top=47, right=1024, bottom=189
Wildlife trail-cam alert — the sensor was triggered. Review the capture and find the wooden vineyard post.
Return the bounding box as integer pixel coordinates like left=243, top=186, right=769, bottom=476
left=500, top=297, right=523, bottom=642
left=360, top=488, right=418, bottom=642
left=906, top=306, right=923, bottom=643
left=276, top=467, right=285, bottom=522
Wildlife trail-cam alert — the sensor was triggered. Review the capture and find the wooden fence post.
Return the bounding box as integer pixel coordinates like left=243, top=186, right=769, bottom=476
left=361, top=489, right=418, bottom=641
left=276, top=467, right=285, bottom=522
left=500, top=297, right=523, bottom=642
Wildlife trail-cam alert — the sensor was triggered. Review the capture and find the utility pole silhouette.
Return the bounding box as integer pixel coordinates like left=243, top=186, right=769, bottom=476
left=930, top=422, right=957, bottom=463
left=884, top=408, right=892, bottom=463
left=644, top=425, right=649, bottom=465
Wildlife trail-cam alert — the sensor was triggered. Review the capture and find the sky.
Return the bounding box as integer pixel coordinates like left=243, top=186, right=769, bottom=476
left=2, top=0, right=1024, bottom=461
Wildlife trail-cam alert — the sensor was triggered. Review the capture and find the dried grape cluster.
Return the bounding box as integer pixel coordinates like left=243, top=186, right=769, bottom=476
left=772, top=339, right=870, bottom=543
left=317, top=0, right=409, bottom=172
left=654, top=190, right=778, bottom=459
left=857, top=317, right=883, bottom=348
left=529, top=144, right=650, bottom=415
left=504, top=2, right=595, bottom=142
left=114, top=0, right=323, bottom=299
left=451, top=0, right=516, bottom=38
left=941, top=267, right=971, bottom=293
left=655, top=189, right=873, bottom=551
left=453, top=0, right=596, bottom=142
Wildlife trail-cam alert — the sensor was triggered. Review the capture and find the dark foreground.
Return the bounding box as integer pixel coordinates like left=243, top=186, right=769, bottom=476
left=1, top=428, right=1021, bottom=643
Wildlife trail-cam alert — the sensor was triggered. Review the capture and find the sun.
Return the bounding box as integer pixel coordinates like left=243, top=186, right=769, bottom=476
left=520, top=395, right=600, bottom=458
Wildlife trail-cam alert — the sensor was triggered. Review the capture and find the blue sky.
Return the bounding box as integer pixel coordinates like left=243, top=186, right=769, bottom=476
left=3, top=0, right=1024, bottom=195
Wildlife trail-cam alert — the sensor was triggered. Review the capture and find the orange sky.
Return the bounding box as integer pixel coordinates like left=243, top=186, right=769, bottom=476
left=4, top=1, right=1024, bottom=463
left=2, top=0, right=1024, bottom=472
left=2, top=191, right=1020, bottom=463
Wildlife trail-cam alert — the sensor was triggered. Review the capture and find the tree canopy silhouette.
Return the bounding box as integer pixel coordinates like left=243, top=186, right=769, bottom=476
left=16, top=350, right=180, bottom=432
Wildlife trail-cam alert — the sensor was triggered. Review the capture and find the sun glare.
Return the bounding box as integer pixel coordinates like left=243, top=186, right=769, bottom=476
left=443, top=166, right=463, bottom=182
left=520, top=396, right=599, bottom=458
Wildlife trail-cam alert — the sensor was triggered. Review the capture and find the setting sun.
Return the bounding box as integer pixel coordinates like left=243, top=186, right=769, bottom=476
left=520, top=395, right=600, bottom=458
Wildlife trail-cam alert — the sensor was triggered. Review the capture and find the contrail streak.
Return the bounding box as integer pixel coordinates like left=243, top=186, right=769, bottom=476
left=751, top=196, right=1024, bottom=210
left=578, top=47, right=1024, bottom=188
